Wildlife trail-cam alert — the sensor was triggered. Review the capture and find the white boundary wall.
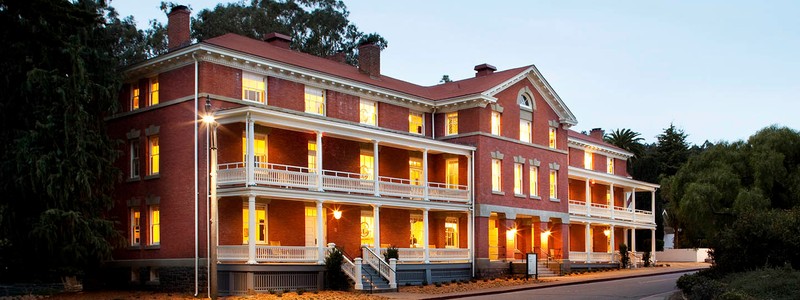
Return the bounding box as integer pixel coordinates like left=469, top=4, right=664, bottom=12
left=655, top=248, right=712, bottom=262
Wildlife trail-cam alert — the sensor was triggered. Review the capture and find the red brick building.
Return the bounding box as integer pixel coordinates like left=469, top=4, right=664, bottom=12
left=106, top=6, right=658, bottom=294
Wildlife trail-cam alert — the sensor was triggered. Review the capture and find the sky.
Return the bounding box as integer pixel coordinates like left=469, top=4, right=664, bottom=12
left=110, top=0, right=800, bottom=145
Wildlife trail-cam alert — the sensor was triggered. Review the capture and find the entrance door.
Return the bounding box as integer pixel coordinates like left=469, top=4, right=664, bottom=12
left=488, top=215, right=498, bottom=260
left=304, top=206, right=317, bottom=246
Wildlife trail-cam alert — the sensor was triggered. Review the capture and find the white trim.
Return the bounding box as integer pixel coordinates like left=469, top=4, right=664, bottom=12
left=568, top=137, right=633, bottom=160
left=568, top=166, right=660, bottom=190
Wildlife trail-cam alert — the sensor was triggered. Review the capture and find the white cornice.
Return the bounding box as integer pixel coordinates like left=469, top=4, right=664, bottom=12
left=433, top=94, right=496, bottom=113
left=568, top=137, right=633, bottom=160
left=481, top=66, right=579, bottom=126
left=568, top=166, right=660, bottom=191
left=568, top=215, right=656, bottom=228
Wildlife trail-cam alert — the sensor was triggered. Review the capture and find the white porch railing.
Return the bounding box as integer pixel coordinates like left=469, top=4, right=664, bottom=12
left=568, top=200, right=655, bottom=224
left=569, top=252, right=587, bottom=262
left=568, top=200, right=587, bottom=215
left=589, top=203, right=611, bottom=218
left=217, top=245, right=320, bottom=263
left=614, top=206, right=633, bottom=221
left=635, top=210, right=654, bottom=223
left=217, top=161, right=470, bottom=202
left=395, top=248, right=424, bottom=262
left=568, top=252, right=617, bottom=263
left=429, top=248, right=470, bottom=261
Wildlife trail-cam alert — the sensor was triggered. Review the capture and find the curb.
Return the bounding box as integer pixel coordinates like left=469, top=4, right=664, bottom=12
left=421, top=268, right=705, bottom=300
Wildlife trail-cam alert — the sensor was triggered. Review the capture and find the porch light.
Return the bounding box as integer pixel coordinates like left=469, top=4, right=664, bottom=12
left=543, top=230, right=551, bottom=236
left=603, top=229, right=611, bottom=237
left=202, top=114, right=215, bottom=124
left=333, top=209, right=342, bottom=220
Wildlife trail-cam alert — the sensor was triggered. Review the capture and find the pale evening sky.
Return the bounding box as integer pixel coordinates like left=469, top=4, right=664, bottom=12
left=110, top=0, right=800, bottom=145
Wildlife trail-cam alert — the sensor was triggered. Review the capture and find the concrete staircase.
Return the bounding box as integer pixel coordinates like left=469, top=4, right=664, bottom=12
left=536, top=261, right=558, bottom=277
left=356, top=264, right=394, bottom=292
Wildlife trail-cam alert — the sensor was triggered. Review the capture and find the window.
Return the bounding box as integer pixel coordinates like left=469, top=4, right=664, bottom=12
left=409, top=111, right=424, bottom=134
left=130, top=141, right=140, bottom=179
left=242, top=133, right=267, bottom=165
left=491, top=159, right=502, bottom=192
left=131, top=85, right=140, bottom=110
left=409, top=158, right=423, bottom=185
left=360, top=150, right=374, bottom=180
left=148, top=77, right=159, bottom=106
left=520, top=120, right=531, bottom=143
left=359, top=99, right=377, bottom=125
left=410, top=214, right=423, bottom=247
left=514, top=163, right=523, bottom=195
left=549, top=170, right=558, bottom=199
left=242, top=203, right=268, bottom=244
left=360, top=210, right=374, bottom=246
left=242, top=72, right=266, bottom=103
left=446, top=158, right=459, bottom=188
left=308, top=141, right=317, bottom=172
left=607, top=157, right=614, bottom=174
left=519, top=93, right=532, bottom=109
left=491, top=111, right=501, bottom=135
left=445, top=217, right=459, bottom=248
left=130, top=208, right=141, bottom=246
left=149, top=205, right=160, bottom=245
left=148, top=135, right=159, bottom=175
left=445, top=112, right=458, bottom=135
left=530, top=166, right=539, bottom=197
left=584, top=152, right=593, bottom=170
left=548, top=127, right=557, bottom=148
left=304, top=86, right=325, bottom=115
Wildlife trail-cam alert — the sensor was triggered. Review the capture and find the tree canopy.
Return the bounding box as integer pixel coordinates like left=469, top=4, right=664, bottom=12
left=0, top=0, right=123, bottom=280
left=605, top=128, right=645, bottom=159
left=662, top=126, right=800, bottom=271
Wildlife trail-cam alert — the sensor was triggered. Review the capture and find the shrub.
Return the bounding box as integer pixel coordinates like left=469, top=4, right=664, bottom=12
left=324, top=247, right=348, bottom=290
left=383, top=245, right=399, bottom=261
left=619, top=244, right=630, bottom=268
left=296, top=288, right=305, bottom=295
left=643, top=251, right=651, bottom=267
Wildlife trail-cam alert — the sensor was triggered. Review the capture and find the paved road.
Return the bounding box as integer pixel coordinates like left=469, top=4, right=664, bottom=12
left=461, top=271, right=695, bottom=300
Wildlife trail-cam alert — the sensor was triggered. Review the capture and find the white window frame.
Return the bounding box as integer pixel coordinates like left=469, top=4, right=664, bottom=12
left=513, top=163, right=523, bottom=195
left=359, top=149, right=374, bottom=180
left=242, top=203, right=268, bottom=245
left=445, top=217, right=459, bottom=248
left=445, top=112, right=458, bottom=136
left=491, top=159, right=502, bottom=192
left=519, top=93, right=532, bottom=109
left=445, top=158, right=459, bottom=188
left=242, top=72, right=266, bottom=103
left=359, top=99, right=377, bottom=126
left=607, top=157, right=614, bottom=174
left=149, top=205, right=160, bottom=246
left=491, top=111, right=501, bottom=136
left=548, top=127, right=557, bottom=149
left=131, top=85, right=140, bottom=110
left=242, top=133, right=268, bottom=165
left=584, top=151, right=593, bottom=170
left=409, top=157, right=423, bottom=186
left=148, top=76, right=159, bottom=106
left=409, top=111, right=424, bottom=135
left=130, top=207, right=141, bottom=246
left=308, top=140, right=317, bottom=172
left=549, top=170, right=558, bottom=200
left=530, top=166, right=539, bottom=197
left=520, top=120, right=531, bottom=143
left=130, top=140, right=140, bottom=179
left=304, top=86, right=326, bottom=115
left=148, top=135, right=159, bottom=175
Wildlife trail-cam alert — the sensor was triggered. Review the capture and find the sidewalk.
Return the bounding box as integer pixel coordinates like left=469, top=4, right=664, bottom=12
left=382, top=262, right=710, bottom=299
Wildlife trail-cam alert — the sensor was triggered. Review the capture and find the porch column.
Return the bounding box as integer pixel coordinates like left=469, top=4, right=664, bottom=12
left=609, top=225, right=615, bottom=254
left=584, top=223, right=591, bottom=263
left=631, top=227, right=636, bottom=252
left=651, top=229, right=656, bottom=263
left=247, top=195, right=257, bottom=264
left=585, top=179, right=591, bottom=216
left=373, top=204, right=381, bottom=253
left=315, top=131, right=323, bottom=191
left=609, top=183, right=615, bottom=219
left=651, top=190, right=656, bottom=223
left=632, top=188, right=637, bottom=223
left=423, top=149, right=429, bottom=201
left=467, top=210, right=474, bottom=263
left=467, top=153, right=473, bottom=198
left=246, top=116, right=255, bottom=186
left=538, top=221, right=549, bottom=258
left=623, top=228, right=629, bottom=246
left=561, top=223, right=570, bottom=260
left=316, top=201, right=324, bottom=264
left=423, top=209, right=430, bottom=263
left=373, top=140, right=380, bottom=197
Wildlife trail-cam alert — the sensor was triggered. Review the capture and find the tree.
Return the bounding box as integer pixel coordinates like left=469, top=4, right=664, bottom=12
left=655, top=124, right=691, bottom=177
left=189, top=0, right=387, bottom=66
left=605, top=128, right=645, bottom=159
left=440, top=75, right=453, bottom=83
left=0, top=0, right=123, bottom=281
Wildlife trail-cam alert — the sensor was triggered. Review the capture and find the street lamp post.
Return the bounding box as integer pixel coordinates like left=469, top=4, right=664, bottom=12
left=203, top=99, right=219, bottom=299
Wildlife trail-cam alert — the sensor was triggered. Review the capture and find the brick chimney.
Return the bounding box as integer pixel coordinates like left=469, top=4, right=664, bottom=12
left=167, top=5, right=191, bottom=51
left=263, top=32, right=291, bottom=49
left=326, top=51, right=347, bottom=63
left=590, top=128, right=605, bottom=140
left=474, top=63, right=497, bottom=77
left=358, top=43, right=380, bottom=77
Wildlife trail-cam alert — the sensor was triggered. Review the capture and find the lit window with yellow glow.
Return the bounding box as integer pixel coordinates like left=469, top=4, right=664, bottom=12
left=530, top=166, right=539, bottom=197
left=360, top=210, right=374, bottom=246
left=359, top=99, right=377, bottom=125
left=360, top=150, right=374, bottom=180
left=410, top=214, right=423, bottom=247
left=409, top=111, right=424, bottom=134
left=242, top=203, right=268, bottom=244
left=148, top=136, right=159, bottom=175
left=584, top=152, right=593, bottom=170
left=446, top=159, right=459, bottom=188
left=607, top=157, right=614, bottom=174
left=409, top=158, right=423, bottom=186
left=520, top=120, right=531, bottom=143
left=445, top=217, right=459, bottom=248
left=242, top=72, right=266, bottom=103
left=149, top=77, right=159, bottom=106
left=304, top=86, right=325, bottom=115
left=491, top=159, right=502, bottom=192
left=445, top=112, right=458, bottom=135
left=491, top=111, right=501, bottom=136
left=308, top=141, right=317, bottom=172
left=131, top=86, right=140, bottom=110
left=242, top=134, right=268, bottom=165
left=548, top=127, right=557, bottom=148
left=513, top=163, right=523, bottom=195
left=149, top=205, right=160, bottom=245
left=549, top=170, right=558, bottom=199
left=130, top=208, right=141, bottom=246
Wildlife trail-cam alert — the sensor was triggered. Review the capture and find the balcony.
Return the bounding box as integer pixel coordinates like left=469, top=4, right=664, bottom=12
left=218, top=162, right=470, bottom=203
left=568, top=200, right=654, bottom=224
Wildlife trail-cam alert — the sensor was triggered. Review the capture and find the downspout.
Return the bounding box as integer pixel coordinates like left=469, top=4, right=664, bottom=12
left=192, top=52, right=199, bottom=297
left=470, top=149, right=476, bottom=277
left=431, top=108, right=437, bottom=139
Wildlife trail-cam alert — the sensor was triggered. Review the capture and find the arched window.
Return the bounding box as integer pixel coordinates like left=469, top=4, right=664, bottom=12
left=518, top=93, right=532, bottom=108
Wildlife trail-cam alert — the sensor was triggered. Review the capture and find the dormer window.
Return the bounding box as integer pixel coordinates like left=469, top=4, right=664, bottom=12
left=519, top=93, right=532, bottom=109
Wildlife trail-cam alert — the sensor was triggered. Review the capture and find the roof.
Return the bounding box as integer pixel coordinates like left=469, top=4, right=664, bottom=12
left=203, top=34, right=530, bottom=101
left=568, top=130, right=630, bottom=154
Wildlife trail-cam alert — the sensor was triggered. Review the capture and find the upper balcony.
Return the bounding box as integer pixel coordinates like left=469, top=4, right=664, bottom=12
left=212, top=106, right=475, bottom=204
left=567, top=166, right=659, bottom=226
